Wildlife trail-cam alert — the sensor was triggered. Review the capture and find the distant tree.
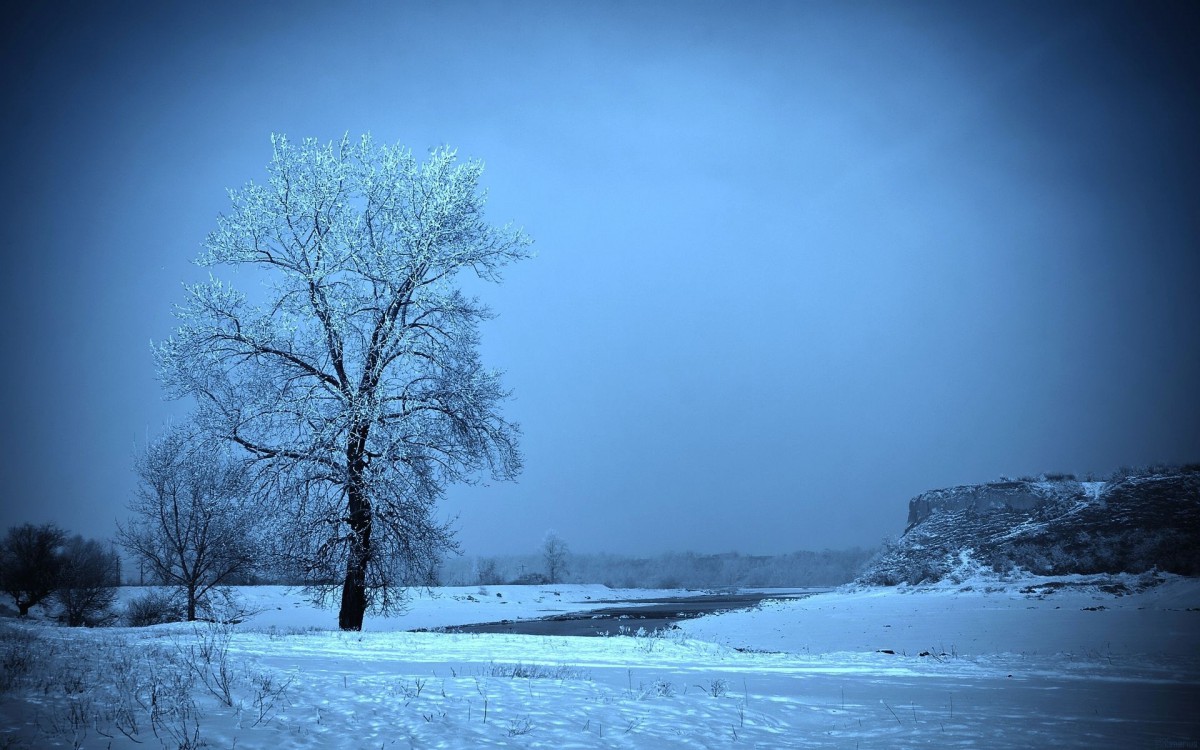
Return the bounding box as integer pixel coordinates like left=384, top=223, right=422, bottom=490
left=542, top=531, right=570, bottom=584
left=54, top=535, right=120, bottom=626
left=0, top=523, right=65, bottom=616
left=110, top=540, right=123, bottom=586
left=154, top=134, right=531, bottom=630
left=119, top=424, right=261, bottom=621
left=475, top=557, right=501, bottom=586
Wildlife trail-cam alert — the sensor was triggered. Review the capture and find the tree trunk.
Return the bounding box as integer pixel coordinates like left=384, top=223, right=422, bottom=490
left=17, top=600, right=31, bottom=617
left=187, top=585, right=197, bottom=622
left=339, top=553, right=368, bottom=630
left=338, top=459, right=372, bottom=631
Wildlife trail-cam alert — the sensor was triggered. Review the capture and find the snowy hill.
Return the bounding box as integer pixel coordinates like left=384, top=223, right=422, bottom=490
left=858, top=467, right=1200, bottom=585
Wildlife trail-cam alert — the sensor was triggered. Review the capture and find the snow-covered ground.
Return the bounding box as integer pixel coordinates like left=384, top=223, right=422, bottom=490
left=230, top=583, right=700, bottom=632
left=2, top=576, right=1197, bottom=748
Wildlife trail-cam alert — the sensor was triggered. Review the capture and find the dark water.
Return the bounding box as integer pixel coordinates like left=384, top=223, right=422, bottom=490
left=419, top=589, right=830, bottom=637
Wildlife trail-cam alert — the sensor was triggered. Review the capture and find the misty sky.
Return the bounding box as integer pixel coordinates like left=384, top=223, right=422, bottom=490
left=1, top=1, right=1197, bottom=558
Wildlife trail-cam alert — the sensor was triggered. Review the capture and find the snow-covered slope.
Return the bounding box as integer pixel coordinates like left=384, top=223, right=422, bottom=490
left=682, top=571, right=1199, bottom=662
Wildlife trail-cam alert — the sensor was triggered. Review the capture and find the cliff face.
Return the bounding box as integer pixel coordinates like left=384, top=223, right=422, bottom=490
left=905, top=479, right=1087, bottom=530
left=859, top=468, right=1200, bottom=586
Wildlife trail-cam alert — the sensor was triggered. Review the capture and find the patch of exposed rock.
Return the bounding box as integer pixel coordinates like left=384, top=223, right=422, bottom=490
left=905, top=479, right=1087, bottom=530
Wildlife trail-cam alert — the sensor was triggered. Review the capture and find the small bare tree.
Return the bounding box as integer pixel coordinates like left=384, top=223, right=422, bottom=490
left=542, top=531, right=569, bottom=584
left=120, top=425, right=259, bottom=621
left=475, top=557, right=502, bottom=585
left=54, top=535, right=120, bottom=626
left=0, top=523, right=65, bottom=616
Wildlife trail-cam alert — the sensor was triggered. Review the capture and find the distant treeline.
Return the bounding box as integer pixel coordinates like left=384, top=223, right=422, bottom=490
left=438, top=549, right=876, bottom=589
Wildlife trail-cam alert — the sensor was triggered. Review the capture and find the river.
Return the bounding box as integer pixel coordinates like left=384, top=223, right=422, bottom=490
left=422, top=589, right=830, bottom=637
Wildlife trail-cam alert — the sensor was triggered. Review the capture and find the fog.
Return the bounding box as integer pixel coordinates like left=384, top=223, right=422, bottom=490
left=1, top=1, right=1197, bottom=557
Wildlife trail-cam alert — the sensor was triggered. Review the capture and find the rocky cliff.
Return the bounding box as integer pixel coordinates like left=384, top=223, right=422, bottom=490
left=858, top=467, right=1200, bottom=586
left=905, top=479, right=1089, bottom=530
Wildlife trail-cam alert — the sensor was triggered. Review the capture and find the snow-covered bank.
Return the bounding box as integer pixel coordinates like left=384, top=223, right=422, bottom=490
left=679, top=573, right=1200, bottom=664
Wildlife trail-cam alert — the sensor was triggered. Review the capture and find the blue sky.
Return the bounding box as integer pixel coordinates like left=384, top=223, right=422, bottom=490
left=1, top=1, right=1197, bottom=556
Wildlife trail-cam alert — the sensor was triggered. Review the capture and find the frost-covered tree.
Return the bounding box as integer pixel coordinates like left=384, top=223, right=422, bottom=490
left=119, top=424, right=260, bottom=621
left=542, top=531, right=569, bottom=584
left=155, top=135, right=531, bottom=630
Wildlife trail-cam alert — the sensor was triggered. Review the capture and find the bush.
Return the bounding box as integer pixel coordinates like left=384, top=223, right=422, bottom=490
left=0, top=623, right=45, bottom=691
left=856, top=534, right=957, bottom=586
left=1041, top=472, right=1077, bottom=481
left=126, top=589, right=186, bottom=626
left=511, top=572, right=549, bottom=585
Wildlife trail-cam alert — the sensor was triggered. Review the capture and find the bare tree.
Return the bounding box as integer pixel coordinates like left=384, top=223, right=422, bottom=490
left=119, top=425, right=259, bottom=621
left=54, top=535, right=120, bottom=626
left=542, top=531, right=570, bottom=584
left=0, top=523, right=65, bottom=616
left=475, top=557, right=502, bottom=586
left=155, top=135, right=531, bottom=630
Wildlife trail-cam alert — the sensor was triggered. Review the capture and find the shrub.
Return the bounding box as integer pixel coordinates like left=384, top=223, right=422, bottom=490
left=511, top=572, right=549, bottom=585
left=0, top=623, right=45, bottom=691
left=484, top=662, right=590, bottom=680
left=126, top=589, right=186, bottom=626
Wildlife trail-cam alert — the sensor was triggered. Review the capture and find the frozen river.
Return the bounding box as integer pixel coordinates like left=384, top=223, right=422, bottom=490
left=427, top=589, right=831, bottom=636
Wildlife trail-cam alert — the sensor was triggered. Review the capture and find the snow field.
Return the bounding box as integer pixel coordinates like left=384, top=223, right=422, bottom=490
left=1, top=577, right=1198, bottom=748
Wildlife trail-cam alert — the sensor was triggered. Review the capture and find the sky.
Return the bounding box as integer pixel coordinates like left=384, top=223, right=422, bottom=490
left=1, top=0, right=1198, bottom=558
